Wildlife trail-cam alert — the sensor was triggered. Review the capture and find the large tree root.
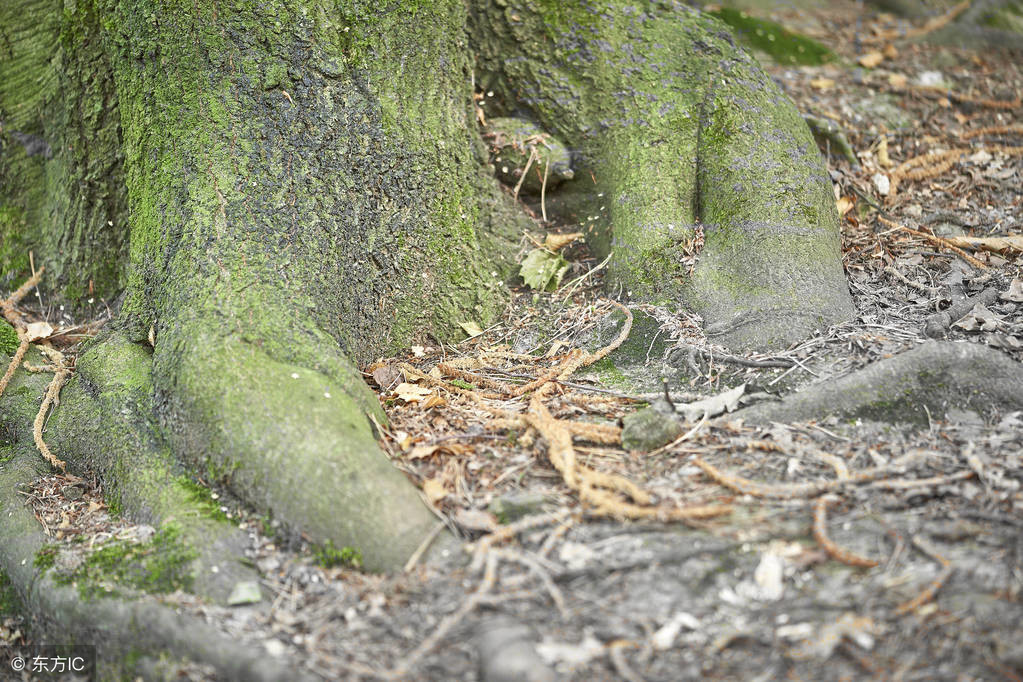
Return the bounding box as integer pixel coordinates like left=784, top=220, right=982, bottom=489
left=0, top=446, right=309, bottom=680
left=736, top=341, right=1023, bottom=424
left=1, top=337, right=258, bottom=602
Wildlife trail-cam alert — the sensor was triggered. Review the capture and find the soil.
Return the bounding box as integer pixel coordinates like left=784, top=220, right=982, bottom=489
left=2, top=1, right=1022, bottom=680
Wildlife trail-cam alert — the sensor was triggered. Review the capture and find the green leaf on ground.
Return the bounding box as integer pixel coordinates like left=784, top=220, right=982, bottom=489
left=519, top=249, right=570, bottom=292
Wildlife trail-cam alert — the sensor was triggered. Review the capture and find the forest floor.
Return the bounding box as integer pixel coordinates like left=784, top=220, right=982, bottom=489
left=2, top=1, right=1023, bottom=680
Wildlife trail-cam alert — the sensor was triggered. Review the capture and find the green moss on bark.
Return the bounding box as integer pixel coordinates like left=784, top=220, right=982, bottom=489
left=471, top=0, right=853, bottom=349
left=0, top=0, right=127, bottom=302
left=708, top=7, right=837, bottom=65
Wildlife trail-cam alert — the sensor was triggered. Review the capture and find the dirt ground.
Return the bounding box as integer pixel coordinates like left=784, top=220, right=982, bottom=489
left=2, top=1, right=1022, bottom=680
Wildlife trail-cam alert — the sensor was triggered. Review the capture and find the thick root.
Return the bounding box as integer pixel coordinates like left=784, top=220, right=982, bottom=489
left=736, top=341, right=1023, bottom=424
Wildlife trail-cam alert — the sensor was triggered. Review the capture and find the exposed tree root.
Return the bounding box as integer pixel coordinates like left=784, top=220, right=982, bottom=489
left=33, top=367, right=72, bottom=473
left=735, top=341, right=1023, bottom=425
left=0, top=444, right=308, bottom=680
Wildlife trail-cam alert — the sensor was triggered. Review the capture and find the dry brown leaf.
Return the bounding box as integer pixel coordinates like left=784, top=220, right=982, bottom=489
left=394, top=382, right=433, bottom=402
left=24, top=321, right=54, bottom=342
left=882, top=43, right=898, bottom=59
left=393, top=430, right=413, bottom=451
left=809, top=77, right=835, bottom=91
left=408, top=442, right=473, bottom=459
left=452, top=508, right=498, bottom=533
left=371, top=365, right=401, bottom=389
left=422, top=476, right=448, bottom=504
left=877, top=137, right=893, bottom=168
left=544, top=231, right=584, bottom=252
left=889, top=73, right=908, bottom=88
left=858, top=51, right=884, bottom=69
left=428, top=365, right=443, bottom=379
left=422, top=394, right=447, bottom=409
left=836, top=196, right=855, bottom=216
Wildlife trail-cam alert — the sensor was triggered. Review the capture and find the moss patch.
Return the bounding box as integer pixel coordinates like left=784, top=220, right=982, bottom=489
left=177, top=477, right=229, bottom=523
left=60, top=523, right=197, bottom=599
left=311, top=540, right=362, bottom=569
left=0, top=568, right=22, bottom=615
left=34, top=545, right=58, bottom=571
left=708, top=8, right=836, bottom=65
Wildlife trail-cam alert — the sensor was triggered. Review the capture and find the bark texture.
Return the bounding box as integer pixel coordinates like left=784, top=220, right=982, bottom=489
left=471, top=0, right=854, bottom=349
left=2, top=0, right=853, bottom=573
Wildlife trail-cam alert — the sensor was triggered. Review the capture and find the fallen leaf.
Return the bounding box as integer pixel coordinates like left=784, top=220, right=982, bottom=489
left=544, top=231, right=584, bottom=252
left=422, top=394, right=447, bottom=409
left=882, top=43, right=898, bottom=59
left=411, top=345, right=426, bottom=357
left=421, top=476, right=448, bottom=504
left=809, top=77, right=835, bottom=91
left=1001, top=278, right=1023, bottom=302
left=877, top=137, right=893, bottom=168
left=678, top=384, right=746, bottom=421
left=371, top=365, right=401, bottom=389
left=452, top=508, right=498, bottom=532
left=459, top=321, right=484, bottom=338
left=393, top=431, right=413, bottom=451
left=24, top=321, right=54, bottom=342
left=519, top=248, right=570, bottom=292
left=408, top=442, right=473, bottom=459
left=858, top=51, right=884, bottom=68
left=953, top=303, right=1002, bottom=332
left=888, top=73, right=908, bottom=88
left=872, top=172, right=890, bottom=196
left=428, top=365, right=443, bottom=379
left=836, top=196, right=855, bottom=216
left=393, top=382, right=433, bottom=402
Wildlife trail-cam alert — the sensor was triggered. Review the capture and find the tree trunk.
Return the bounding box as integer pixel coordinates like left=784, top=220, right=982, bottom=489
left=471, top=0, right=853, bottom=350
left=2, top=0, right=852, bottom=572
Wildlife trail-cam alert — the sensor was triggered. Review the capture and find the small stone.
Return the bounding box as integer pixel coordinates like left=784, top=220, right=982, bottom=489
left=227, top=580, right=262, bottom=605
left=621, top=407, right=684, bottom=451
left=60, top=485, right=84, bottom=501
left=489, top=492, right=552, bottom=523
left=872, top=173, right=890, bottom=196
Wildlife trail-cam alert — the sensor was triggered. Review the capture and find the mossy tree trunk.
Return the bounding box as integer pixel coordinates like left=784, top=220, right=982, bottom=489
left=471, top=0, right=853, bottom=349
left=2, top=0, right=852, bottom=572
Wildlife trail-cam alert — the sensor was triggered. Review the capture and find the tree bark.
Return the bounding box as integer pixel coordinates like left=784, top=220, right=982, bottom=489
left=2, top=0, right=853, bottom=572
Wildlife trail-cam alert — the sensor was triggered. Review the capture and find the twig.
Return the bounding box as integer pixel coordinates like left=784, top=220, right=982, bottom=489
left=895, top=535, right=954, bottom=615
left=884, top=265, right=940, bottom=294
left=403, top=520, right=448, bottom=573
left=513, top=148, right=537, bottom=201
left=541, top=158, right=550, bottom=223
left=879, top=216, right=988, bottom=269
left=812, top=495, right=879, bottom=568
